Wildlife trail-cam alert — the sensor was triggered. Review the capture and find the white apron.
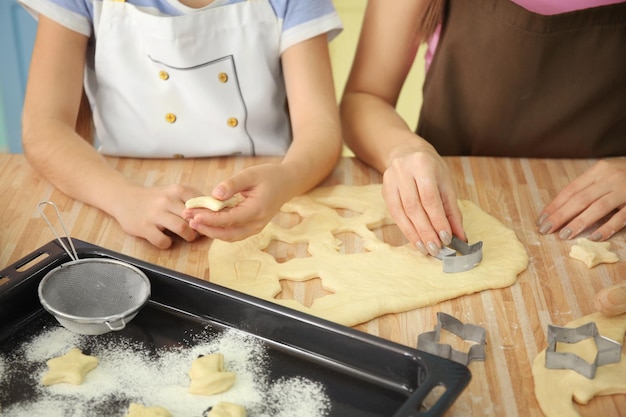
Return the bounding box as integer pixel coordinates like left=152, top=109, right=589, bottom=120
left=85, top=0, right=291, bottom=158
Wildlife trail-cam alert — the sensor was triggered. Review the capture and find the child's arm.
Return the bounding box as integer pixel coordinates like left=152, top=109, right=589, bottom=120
left=22, top=16, right=201, bottom=248
left=278, top=33, right=343, bottom=197
left=184, top=34, right=342, bottom=241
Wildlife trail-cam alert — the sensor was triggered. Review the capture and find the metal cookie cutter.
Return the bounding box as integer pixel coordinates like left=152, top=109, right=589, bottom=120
left=545, top=322, right=622, bottom=379
left=434, top=236, right=483, bottom=273
left=417, top=312, right=487, bottom=366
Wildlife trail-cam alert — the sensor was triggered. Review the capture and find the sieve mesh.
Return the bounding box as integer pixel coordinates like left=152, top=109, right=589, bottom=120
left=39, top=259, right=150, bottom=320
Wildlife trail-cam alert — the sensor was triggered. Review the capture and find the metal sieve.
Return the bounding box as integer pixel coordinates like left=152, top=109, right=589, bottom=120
left=36, top=201, right=151, bottom=335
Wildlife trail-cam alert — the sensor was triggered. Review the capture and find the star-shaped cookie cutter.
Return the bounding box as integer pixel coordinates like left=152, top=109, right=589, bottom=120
left=433, top=236, right=483, bottom=273
left=545, top=322, right=622, bottom=379
left=417, top=312, right=487, bottom=365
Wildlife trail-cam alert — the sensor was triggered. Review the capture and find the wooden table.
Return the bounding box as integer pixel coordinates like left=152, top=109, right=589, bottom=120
left=1, top=153, right=624, bottom=417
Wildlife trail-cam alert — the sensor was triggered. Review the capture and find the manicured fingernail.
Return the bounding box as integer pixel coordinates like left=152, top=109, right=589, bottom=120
left=539, top=221, right=552, bottom=235
left=558, top=227, right=573, bottom=240
left=439, top=230, right=452, bottom=246
left=415, top=241, right=428, bottom=255
left=536, top=213, right=549, bottom=226
left=427, top=241, right=440, bottom=256
left=590, top=232, right=603, bottom=241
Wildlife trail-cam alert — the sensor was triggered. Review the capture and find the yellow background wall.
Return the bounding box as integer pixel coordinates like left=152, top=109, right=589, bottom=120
left=329, top=0, right=427, bottom=131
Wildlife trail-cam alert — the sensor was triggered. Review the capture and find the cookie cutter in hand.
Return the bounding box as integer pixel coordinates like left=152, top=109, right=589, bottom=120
left=545, top=322, right=622, bottom=379
left=434, top=236, right=483, bottom=273
left=417, top=312, right=487, bottom=366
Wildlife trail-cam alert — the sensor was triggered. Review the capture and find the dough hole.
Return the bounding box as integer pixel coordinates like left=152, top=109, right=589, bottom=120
left=270, top=211, right=303, bottom=229
left=371, top=224, right=409, bottom=247
left=334, top=208, right=362, bottom=218
left=333, top=231, right=368, bottom=253
left=262, top=240, right=311, bottom=264
left=275, top=277, right=334, bottom=308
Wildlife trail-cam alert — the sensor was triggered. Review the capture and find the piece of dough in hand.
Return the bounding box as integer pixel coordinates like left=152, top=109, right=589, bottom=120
left=125, top=403, right=173, bottom=417
left=206, top=402, right=246, bottom=417
left=569, top=238, right=619, bottom=268
left=185, top=194, right=244, bottom=212
left=188, top=353, right=236, bottom=396
left=41, top=347, right=98, bottom=386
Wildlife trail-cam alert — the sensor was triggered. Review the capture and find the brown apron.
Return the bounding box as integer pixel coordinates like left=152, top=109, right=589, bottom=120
left=417, top=0, right=626, bottom=157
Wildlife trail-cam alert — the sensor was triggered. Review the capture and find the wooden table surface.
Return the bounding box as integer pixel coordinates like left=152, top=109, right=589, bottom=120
left=1, top=153, right=624, bottom=417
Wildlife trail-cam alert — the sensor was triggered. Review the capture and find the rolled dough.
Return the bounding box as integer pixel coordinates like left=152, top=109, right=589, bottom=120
left=532, top=312, right=626, bottom=417
left=208, top=184, right=528, bottom=326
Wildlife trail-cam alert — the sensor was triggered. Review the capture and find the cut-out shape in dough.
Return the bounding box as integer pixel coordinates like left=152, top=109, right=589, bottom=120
left=41, top=347, right=98, bottom=386
left=271, top=211, right=303, bottom=229
left=333, top=231, right=369, bottom=253
left=370, top=224, right=409, bottom=247
left=205, top=402, right=246, bottom=417
left=569, top=238, right=619, bottom=268
left=275, top=277, right=334, bottom=308
left=262, top=240, right=311, bottom=264
left=185, top=194, right=244, bottom=212
left=188, top=353, right=236, bottom=396
left=532, top=312, right=626, bottom=417
left=209, top=185, right=528, bottom=326
left=125, top=403, right=173, bottom=417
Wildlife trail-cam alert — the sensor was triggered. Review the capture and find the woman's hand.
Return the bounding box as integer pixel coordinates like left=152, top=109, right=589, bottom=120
left=109, top=183, right=203, bottom=249
left=537, top=158, right=626, bottom=241
left=182, top=164, right=289, bottom=241
left=382, top=147, right=465, bottom=256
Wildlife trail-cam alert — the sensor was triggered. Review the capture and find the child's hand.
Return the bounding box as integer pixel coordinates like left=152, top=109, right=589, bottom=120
left=183, top=164, right=291, bottom=241
left=109, top=183, right=204, bottom=249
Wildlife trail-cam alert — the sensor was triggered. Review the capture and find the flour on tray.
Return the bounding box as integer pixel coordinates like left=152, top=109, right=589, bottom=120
left=0, top=325, right=330, bottom=417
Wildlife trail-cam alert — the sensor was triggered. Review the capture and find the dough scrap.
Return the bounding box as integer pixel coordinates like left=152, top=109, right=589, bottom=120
left=206, top=402, right=246, bottom=417
left=125, top=403, right=173, bottom=417
left=532, top=313, right=626, bottom=417
left=569, top=238, right=619, bottom=268
left=208, top=184, right=528, bottom=326
left=41, top=347, right=98, bottom=386
left=188, top=353, right=236, bottom=396
left=186, top=194, right=244, bottom=211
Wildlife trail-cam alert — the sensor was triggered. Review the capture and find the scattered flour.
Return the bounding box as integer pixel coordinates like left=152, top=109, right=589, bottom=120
left=0, top=324, right=330, bottom=417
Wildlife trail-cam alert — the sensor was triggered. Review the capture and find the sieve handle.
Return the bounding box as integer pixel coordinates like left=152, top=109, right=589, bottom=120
left=37, top=201, right=79, bottom=262
left=106, top=318, right=127, bottom=331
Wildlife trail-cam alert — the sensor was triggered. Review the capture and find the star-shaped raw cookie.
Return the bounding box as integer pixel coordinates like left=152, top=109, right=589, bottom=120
left=125, top=403, right=173, bottom=417
left=206, top=402, right=246, bottom=417
left=569, top=238, right=619, bottom=268
left=188, top=353, right=236, bottom=396
left=41, top=347, right=99, bottom=386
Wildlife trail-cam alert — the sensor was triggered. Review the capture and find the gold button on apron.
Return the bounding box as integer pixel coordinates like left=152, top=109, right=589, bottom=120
left=173, top=154, right=185, bottom=159
left=227, top=117, right=239, bottom=127
left=159, top=71, right=170, bottom=80
left=218, top=72, right=229, bottom=83
left=165, top=113, right=177, bottom=123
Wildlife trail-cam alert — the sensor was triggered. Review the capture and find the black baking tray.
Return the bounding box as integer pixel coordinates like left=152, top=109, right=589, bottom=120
left=0, top=239, right=470, bottom=416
